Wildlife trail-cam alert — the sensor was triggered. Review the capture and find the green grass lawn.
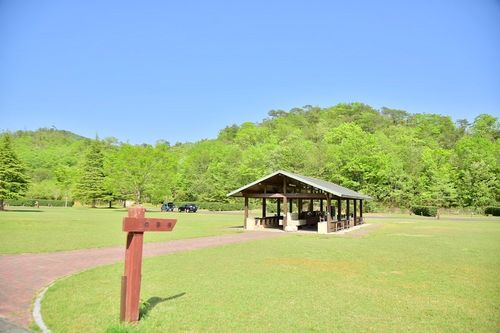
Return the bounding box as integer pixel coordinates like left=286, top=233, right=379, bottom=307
left=0, top=207, right=242, bottom=254
left=41, top=217, right=500, bottom=332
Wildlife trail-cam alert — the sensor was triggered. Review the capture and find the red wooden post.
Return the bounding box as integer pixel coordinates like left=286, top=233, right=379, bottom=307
left=121, top=207, right=144, bottom=322
left=120, top=207, right=176, bottom=322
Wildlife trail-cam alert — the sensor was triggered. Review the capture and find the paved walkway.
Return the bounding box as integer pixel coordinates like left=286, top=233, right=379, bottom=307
left=0, top=231, right=284, bottom=328
left=0, top=318, right=32, bottom=333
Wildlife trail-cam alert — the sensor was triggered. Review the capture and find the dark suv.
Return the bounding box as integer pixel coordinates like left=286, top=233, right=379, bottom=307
left=178, top=203, right=198, bottom=213
left=161, top=202, right=176, bottom=212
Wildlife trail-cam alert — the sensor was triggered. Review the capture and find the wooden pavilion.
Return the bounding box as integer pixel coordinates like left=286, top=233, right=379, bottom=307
left=227, top=170, right=371, bottom=233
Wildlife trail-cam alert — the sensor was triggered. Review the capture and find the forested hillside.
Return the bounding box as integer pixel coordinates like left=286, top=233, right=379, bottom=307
left=3, top=103, right=499, bottom=209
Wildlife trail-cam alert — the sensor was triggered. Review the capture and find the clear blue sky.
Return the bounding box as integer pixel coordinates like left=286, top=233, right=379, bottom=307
left=1, top=0, right=499, bottom=144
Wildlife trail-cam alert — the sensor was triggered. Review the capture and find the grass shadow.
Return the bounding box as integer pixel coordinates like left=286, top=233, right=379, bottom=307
left=3, top=209, right=44, bottom=213
left=139, top=292, right=186, bottom=319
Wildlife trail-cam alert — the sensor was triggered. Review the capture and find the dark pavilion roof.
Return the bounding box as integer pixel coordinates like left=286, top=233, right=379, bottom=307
left=227, top=170, right=371, bottom=200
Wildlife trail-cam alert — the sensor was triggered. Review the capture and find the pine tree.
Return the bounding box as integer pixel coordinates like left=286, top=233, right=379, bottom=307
left=75, top=140, right=107, bottom=207
left=0, top=135, right=30, bottom=210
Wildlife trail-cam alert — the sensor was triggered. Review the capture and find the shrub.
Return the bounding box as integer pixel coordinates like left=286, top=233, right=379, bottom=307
left=173, top=201, right=244, bottom=211
left=6, top=198, right=74, bottom=207
left=201, top=202, right=243, bottom=211
left=411, top=206, right=438, bottom=217
left=484, top=207, right=500, bottom=216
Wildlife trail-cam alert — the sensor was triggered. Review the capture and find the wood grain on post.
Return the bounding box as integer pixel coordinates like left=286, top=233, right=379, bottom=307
left=123, top=207, right=145, bottom=322
left=119, top=206, right=177, bottom=323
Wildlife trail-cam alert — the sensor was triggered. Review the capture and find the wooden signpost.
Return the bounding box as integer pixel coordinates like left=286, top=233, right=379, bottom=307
left=120, top=207, right=176, bottom=322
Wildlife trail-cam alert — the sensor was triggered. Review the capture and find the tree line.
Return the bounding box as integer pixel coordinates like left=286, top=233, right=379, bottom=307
left=0, top=103, right=498, bottom=210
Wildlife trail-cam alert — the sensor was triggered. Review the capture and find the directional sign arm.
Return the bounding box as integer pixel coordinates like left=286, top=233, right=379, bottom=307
left=123, top=217, right=177, bottom=232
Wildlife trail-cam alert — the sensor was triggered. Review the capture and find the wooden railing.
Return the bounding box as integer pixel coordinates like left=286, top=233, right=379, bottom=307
left=254, top=216, right=281, bottom=228
left=327, top=217, right=364, bottom=232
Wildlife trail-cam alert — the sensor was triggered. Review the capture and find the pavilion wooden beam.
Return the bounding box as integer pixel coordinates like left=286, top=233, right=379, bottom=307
left=241, top=192, right=329, bottom=199
left=360, top=200, right=363, bottom=218
left=277, top=199, right=281, bottom=216
left=244, top=193, right=285, bottom=198
left=286, top=193, right=329, bottom=199
left=262, top=198, right=266, bottom=218
left=244, top=196, right=249, bottom=227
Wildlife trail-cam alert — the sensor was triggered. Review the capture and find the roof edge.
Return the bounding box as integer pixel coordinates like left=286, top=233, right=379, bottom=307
left=227, top=170, right=372, bottom=200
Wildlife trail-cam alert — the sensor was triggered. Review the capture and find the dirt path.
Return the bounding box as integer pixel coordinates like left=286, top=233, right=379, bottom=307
left=0, top=231, right=285, bottom=327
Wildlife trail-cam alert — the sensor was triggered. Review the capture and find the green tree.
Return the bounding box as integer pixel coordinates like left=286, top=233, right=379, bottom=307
left=105, top=144, right=173, bottom=204
left=415, top=148, right=456, bottom=207
left=452, top=136, right=498, bottom=207
left=75, top=140, right=107, bottom=207
left=381, top=107, right=410, bottom=125
left=0, top=135, right=30, bottom=210
left=470, top=114, right=499, bottom=141
left=54, top=165, right=77, bottom=207
left=410, top=113, right=458, bottom=148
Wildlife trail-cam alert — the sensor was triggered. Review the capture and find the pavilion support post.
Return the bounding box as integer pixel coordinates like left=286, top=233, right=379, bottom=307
left=244, top=196, right=249, bottom=229
left=326, top=195, right=332, bottom=222
left=346, top=199, right=350, bottom=227
left=298, top=199, right=302, bottom=216
left=277, top=199, right=281, bottom=216
left=289, top=198, right=292, bottom=213
left=354, top=199, right=357, bottom=225
left=319, top=194, right=332, bottom=234
left=360, top=200, right=363, bottom=223
left=262, top=198, right=266, bottom=218
left=282, top=177, right=295, bottom=231
left=283, top=196, right=291, bottom=230
left=337, top=199, right=341, bottom=222
left=309, top=199, right=313, bottom=212
left=320, top=199, right=323, bottom=213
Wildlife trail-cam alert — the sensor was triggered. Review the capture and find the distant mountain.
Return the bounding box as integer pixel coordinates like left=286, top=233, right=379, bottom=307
left=1, top=129, right=90, bottom=197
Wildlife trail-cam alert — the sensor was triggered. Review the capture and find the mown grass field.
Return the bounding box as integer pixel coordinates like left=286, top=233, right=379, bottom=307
left=40, top=216, right=500, bottom=332
left=0, top=207, right=241, bottom=254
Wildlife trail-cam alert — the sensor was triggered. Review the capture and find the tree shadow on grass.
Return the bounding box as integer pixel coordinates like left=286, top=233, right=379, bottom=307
left=3, top=209, right=44, bottom=213
left=139, top=292, right=186, bottom=319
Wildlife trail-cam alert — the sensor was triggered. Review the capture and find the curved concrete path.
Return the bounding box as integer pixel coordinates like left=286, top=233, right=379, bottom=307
left=0, top=231, right=284, bottom=328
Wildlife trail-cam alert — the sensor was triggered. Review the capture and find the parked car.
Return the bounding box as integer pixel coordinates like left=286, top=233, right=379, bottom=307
left=178, top=203, right=198, bottom=213
left=161, top=202, right=176, bottom=212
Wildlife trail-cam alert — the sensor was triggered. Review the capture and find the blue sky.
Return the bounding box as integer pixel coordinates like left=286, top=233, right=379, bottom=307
left=1, top=0, right=499, bottom=144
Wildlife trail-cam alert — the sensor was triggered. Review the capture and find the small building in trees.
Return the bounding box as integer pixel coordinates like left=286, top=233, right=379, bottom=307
left=227, top=170, right=371, bottom=233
